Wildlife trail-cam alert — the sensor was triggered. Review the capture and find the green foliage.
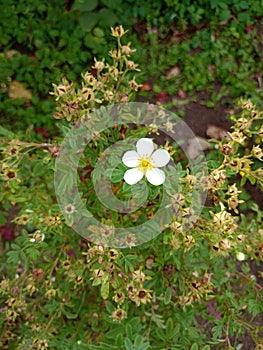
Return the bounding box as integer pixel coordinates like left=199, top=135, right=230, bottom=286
left=1, top=0, right=263, bottom=131
left=0, top=2, right=263, bottom=348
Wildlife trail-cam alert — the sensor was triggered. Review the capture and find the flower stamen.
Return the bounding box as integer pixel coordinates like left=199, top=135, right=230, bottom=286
left=138, top=156, right=153, bottom=173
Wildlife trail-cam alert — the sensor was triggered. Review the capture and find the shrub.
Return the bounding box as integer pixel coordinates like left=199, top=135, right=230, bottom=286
left=0, top=28, right=262, bottom=349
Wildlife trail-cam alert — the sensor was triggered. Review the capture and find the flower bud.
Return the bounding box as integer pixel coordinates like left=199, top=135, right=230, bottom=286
left=94, top=60, right=105, bottom=71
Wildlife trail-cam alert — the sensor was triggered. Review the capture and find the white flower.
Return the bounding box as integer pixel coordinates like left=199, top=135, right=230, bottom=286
left=122, top=138, right=170, bottom=186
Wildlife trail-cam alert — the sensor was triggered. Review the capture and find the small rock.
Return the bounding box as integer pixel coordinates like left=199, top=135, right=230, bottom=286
left=187, top=137, right=211, bottom=159
left=206, top=124, right=229, bottom=140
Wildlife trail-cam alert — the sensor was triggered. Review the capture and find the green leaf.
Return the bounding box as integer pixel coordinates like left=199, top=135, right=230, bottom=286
left=7, top=250, right=19, bottom=264
left=124, top=338, right=133, bottom=350
left=134, top=335, right=143, bottom=348
left=101, top=0, right=122, bottom=9
left=237, top=12, right=249, bottom=22
left=129, top=317, right=141, bottom=330
left=0, top=126, right=15, bottom=138
left=116, top=333, right=124, bottom=347
left=105, top=301, right=115, bottom=314
left=98, top=9, right=118, bottom=27
left=72, top=0, right=98, bottom=12
left=156, top=328, right=166, bottom=341
left=101, top=280, right=109, bottom=299
left=219, top=9, right=231, bottom=21
left=125, top=323, right=133, bottom=340
left=61, top=306, right=79, bottom=319
left=79, top=12, right=99, bottom=32
left=166, top=317, right=174, bottom=335
left=139, top=345, right=149, bottom=350
left=240, top=176, right=247, bottom=186
left=212, top=324, right=223, bottom=338
left=190, top=344, right=198, bottom=350
left=164, top=286, right=172, bottom=305
left=111, top=167, right=125, bottom=183
left=11, top=243, right=20, bottom=250
left=106, top=327, right=124, bottom=339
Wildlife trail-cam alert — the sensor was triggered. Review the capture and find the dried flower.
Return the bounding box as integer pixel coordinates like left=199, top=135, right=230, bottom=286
left=14, top=214, right=30, bottom=225
left=240, top=99, right=255, bottom=111
left=183, top=235, right=195, bottom=249
left=83, top=73, right=97, bottom=85
left=170, top=221, right=183, bottom=233
left=108, top=249, right=119, bottom=261
left=212, top=210, right=236, bottom=234
left=62, top=260, right=71, bottom=270
left=126, top=60, right=139, bottom=70
left=148, top=123, right=159, bottom=134
left=129, top=79, right=139, bottom=91
left=45, top=289, right=56, bottom=299
left=221, top=144, right=232, bottom=155
left=121, top=44, right=135, bottom=56
left=229, top=131, right=247, bottom=145
left=125, top=233, right=137, bottom=247
left=252, top=145, right=263, bottom=160
left=75, top=276, right=83, bottom=285
left=132, top=270, right=145, bottom=284
left=110, top=25, right=127, bottom=38
left=32, top=338, right=48, bottom=350
left=93, top=59, right=105, bottom=71
left=113, top=291, right=125, bottom=305
left=109, top=49, right=121, bottom=60
left=134, top=288, right=152, bottom=306
left=111, top=308, right=127, bottom=321
left=29, top=230, right=45, bottom=243
left=81, top=87, right=94, bottom=101
left=170, top=236, right=181, bottom=250
left=104, top=90, right=114, bottom=101
left=219, top=238, right=231, bottom=251
left=107, top=66, right=118, bottom=77
left=2, top=168, right=18, bottom=181
left=91, top=269, right=105, bottom=285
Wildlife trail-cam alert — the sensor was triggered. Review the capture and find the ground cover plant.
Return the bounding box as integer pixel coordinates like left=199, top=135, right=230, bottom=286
left=0, top=0, right=263, bottom=131
left=0, top=25, right=263, bottom=350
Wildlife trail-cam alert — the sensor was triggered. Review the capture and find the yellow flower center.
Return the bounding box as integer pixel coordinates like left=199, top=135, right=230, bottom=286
left=138, top=157, right=153, bottom=173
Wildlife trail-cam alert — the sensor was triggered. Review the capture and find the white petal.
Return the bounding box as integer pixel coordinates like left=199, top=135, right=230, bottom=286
left=136, top=138, right=154, bottom=157
left=151, top=149, right=170, bottom=167
left=146, top=168, right=165, bottom=186
left=122, top=151, right=139, bottom=167
left=124, top=168, right=144, bottom=185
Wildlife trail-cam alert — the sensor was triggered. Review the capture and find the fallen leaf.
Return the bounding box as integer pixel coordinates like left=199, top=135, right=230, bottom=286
left=35, top=127, right=50, bottom=138
left=8, top=81, right=32, bottom=100
left=178, top=89, right=186, bottom=99
left=156, top=91, right=168, bottom=103
left=140, top=82, right=152, bottom=91
left=6, top=50, right=21, bottom=58
left=206, top=124, right=229, bottom=140
left=0, top=225, right=15, bottom=241
left=166, top=65, right=180, bottom=79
